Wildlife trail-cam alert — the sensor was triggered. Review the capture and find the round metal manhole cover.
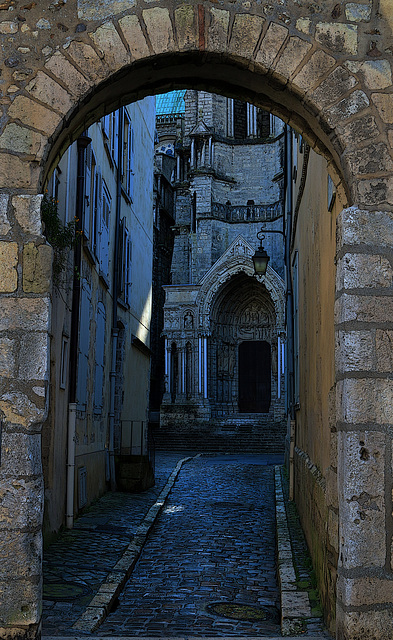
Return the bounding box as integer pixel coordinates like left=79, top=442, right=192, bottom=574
left=206, top=602, right=276, bottom=622
left=43, top=581, right=91, bottom=601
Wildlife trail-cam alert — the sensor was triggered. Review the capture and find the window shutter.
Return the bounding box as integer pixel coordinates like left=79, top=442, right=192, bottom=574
left=99, top=185, right=110, bottom=278
left=76, top=279, right=91, bottom=411
left=118, top=217, right=125, bottom=298
left=83, top=146, right=92, bottom=240
left=126, top=230, right=132, bottom=304
left=113, top=110, right=119, bottom=165
left=94, top=302, right=106, bottom=411
left=128, top=124, right=134, bottom=199
left=94, top=167, right=102, bottom=258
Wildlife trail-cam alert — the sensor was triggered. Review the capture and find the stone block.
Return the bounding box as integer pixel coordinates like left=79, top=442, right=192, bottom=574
left=336, top=207, right=393, bottom=249
left=0, top=338, right=16, bottom=378
left=65, top=41, right=108, bottom=83
left=175, top=5, right=198, bottom=51
left=326, top=89, right=369, bottom=123
left=0, top=20, right=18, bottom=34
left=338, top=576, right=393, bottom=607
left=345, top=3, right=372, bottom=22
left=372, top=92, right=393, bottom=123
left=118, top=15, right=150, bottom=61
left=143, top=8, right=174, bottom=55
left=229, top=13, right=264, bottom=58
left=281, top=590, right=311, bottom=617
left=19, top=333, right=49, bottom=381
left=335, top=330, right=374, bottom=373
left=336, top=254, right=393, bottom=290
left=0, top=298, right=50, bottom=332
left=0, top=194, right=11, bottom=236
left=346, top=142, right=393, bottom=175
left=0, top=153, right=39, bottom=190
left=0, top=477, right=43, bottom=530
left=89, top=22, right=129, bottom=72
left=274, top=36, right=312, bottom=80
left=77, top=0, right=136, bottom=21
left=337, top=377, right=393, bottom=424
left=357, top=176, right=393, bottom=207
left=0, top=578, right=41, bottom=627
left=256, top=22, right=288, bottom=68
left=376, top=330, right=393, bottom=372
left=0, top=391, right=44, bottom=429
left=340, top=114, right=380, bottom=146
left=23, top=242, right=52, bottom=294
left=0, top=432, right=42, bottom=477
left=45, top=51, right=91, bottom=98
left=315, top=22, right=358, bottom=54
left=310, top=66, right=357, bottom=111
left=293, top=50, right=336, bottom=92
left=0, top=241, right=17, bottom=292
left=207, top=8, right=230, bottom=53
left=12, top=194, right=43, bottom=236
left=26, top=70, right=73, bottom=114
left=0, top=530, right=42, bottom=579
left=337, top=429, right=386, bottom=569
left=346, top=59, right=392, bottom=90
left=8, top=95, right=62, bottom=136
left=336, top=603, right=393, bottom=640
left=0, top=123, right=46, bottom=159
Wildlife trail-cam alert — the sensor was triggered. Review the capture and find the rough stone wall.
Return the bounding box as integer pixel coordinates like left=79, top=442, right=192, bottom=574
left=0, top=0, right=393, bottom=638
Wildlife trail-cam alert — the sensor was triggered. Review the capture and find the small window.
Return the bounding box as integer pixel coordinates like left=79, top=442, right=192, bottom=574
left=118, top=217, right=132, bottom=305
left=122, top=110, right=134, bottom=200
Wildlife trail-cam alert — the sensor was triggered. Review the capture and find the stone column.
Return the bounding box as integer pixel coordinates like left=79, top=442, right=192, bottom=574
left=0, top=194, right=52, bottom=639
left=335, top=206, right=393, bottom=640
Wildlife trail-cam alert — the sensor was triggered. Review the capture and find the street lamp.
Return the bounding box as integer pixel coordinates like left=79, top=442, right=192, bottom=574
left=252, top=227, right=285, bottom=276
left=252, top=233, right=270, bottom=276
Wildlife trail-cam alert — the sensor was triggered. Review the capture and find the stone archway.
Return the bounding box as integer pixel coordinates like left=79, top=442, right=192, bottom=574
left=1, top=2, right=393, bottom=638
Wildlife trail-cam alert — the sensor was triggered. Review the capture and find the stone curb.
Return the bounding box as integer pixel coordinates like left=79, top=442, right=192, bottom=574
left=275, top=465, right=312, bottom=636
left=71, top=456, right=194, bottom=633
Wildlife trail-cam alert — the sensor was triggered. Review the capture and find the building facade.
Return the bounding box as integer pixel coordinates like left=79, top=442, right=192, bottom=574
left=155, top=91, right=287, bottom=451
left=43, top=98, right=155, bottom=538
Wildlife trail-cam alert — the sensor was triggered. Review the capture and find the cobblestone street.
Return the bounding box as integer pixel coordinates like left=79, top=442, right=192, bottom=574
left=43, top=453, right=330, bottom=639
left=99, top=455, right=280, bottom=637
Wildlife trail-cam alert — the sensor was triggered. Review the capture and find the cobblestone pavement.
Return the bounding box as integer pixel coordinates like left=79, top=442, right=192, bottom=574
left=43, top=453, right=190, bottom=635
left=98, top=455, right=281, bottom=637
left=43, top=452, right=331, bottom=639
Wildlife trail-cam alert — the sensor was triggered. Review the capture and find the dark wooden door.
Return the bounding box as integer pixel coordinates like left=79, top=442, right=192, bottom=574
left=238, top=341, right=271, bottom=413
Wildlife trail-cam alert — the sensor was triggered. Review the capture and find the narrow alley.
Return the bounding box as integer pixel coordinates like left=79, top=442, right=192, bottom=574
left=42, top=453, right=330, bottom=639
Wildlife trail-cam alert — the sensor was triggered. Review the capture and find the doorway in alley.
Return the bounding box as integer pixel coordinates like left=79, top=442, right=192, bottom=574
left=238, top=340, right=271, bottom=413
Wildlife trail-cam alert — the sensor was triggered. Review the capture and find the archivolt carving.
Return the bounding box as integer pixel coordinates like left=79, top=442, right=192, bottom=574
left=197, top=252, right=285, bottom=333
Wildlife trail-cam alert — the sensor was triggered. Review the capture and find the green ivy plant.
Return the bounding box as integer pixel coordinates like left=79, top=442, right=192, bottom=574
left=41, top=194, right=77, bottom=288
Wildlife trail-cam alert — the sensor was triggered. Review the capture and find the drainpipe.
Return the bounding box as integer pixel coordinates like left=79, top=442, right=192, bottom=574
left=66, top=133, right=91, bottom=528
left=108, top=108, right=124, bottom=491
left=284, top=125, right=296, bottom=499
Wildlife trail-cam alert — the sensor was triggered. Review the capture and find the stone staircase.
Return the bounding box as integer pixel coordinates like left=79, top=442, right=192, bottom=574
left=152, top=414, right=286, bottom=453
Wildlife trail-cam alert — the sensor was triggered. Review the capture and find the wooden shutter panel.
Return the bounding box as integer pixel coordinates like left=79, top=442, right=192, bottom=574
left=94, top=302, right=106, bottom=410
left=76, top=279, right=91, bottom=411
left=83, top=145, right=92, bottom=240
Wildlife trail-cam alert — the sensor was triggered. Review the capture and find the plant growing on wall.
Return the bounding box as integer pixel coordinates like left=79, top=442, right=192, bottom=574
left=41, top=194, right=77, bottom=289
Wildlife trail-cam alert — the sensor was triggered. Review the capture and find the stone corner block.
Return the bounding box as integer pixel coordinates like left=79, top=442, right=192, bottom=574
left=0, top=241, right=18, bottom=292
left=23, top=242, right=52, bottom=294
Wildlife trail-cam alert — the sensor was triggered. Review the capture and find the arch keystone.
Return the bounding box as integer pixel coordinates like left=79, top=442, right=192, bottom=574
left=174, top=5, right=198, bottom=51
left=206, top=8, right=230, bottom=53
left=142, top=8, right=174, bottom=55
